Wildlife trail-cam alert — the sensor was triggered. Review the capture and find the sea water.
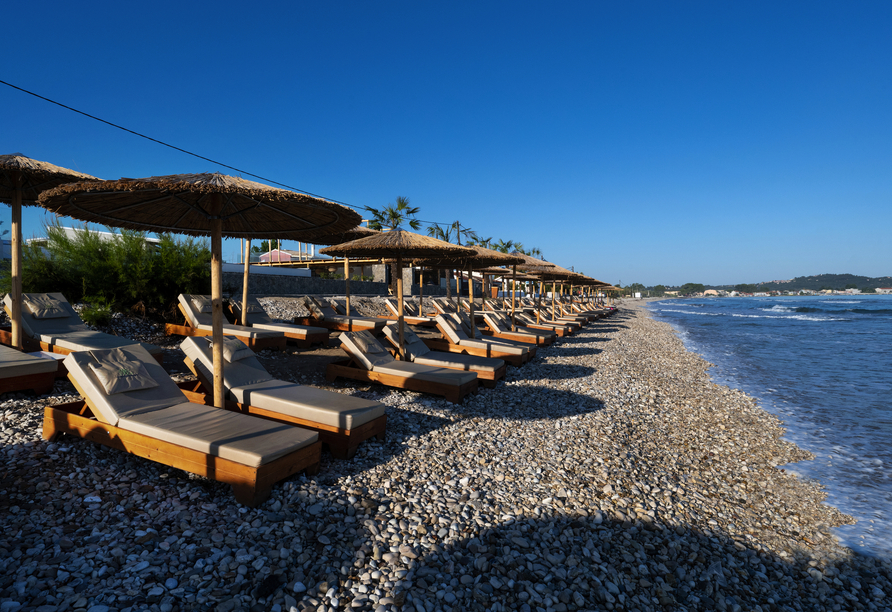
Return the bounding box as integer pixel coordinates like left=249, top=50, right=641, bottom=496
left=647, top=296, right=892, bottom=557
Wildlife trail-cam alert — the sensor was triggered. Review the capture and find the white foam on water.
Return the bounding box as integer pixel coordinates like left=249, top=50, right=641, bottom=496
left=657, top=308, right=722, bottom=316
left=730, top=313, right=847, bottom=322
left=762, top=305, right=794, bottom=312
left=822, top=300, right=861, bottom=304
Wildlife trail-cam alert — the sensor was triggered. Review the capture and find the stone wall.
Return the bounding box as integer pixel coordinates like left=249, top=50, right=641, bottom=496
left=222, top=271, right=453, bottom=297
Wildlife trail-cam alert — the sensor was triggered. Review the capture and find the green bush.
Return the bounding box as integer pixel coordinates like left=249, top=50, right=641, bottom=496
left=1, top=221, right=211, bottom=320
left=80, top=296, right=113, bottom=327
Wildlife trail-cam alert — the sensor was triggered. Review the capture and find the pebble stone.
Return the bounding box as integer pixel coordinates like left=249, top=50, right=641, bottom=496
left=0, top=297, right=889, bottom=612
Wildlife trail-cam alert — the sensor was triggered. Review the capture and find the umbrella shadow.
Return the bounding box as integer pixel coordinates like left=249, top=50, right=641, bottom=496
left=310, top=513, right=887, bottom=612
left=513, top=362, right=599, bottom=381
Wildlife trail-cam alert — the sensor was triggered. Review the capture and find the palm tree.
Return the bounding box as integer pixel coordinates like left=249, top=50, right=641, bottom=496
left=493, top=238, right=514, bottom=254
left=365, top=196, right=420, bottom=294
left=366, top=196, right=420, bottom=231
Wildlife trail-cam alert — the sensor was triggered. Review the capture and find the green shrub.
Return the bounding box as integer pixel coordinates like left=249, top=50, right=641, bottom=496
left=80, top=296, right=113, bottom=327
left=1, top=220, right=211, bottom=320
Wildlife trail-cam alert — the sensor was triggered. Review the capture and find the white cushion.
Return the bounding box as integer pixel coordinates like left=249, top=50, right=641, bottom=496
left=88, top=348, right=160, bottom=395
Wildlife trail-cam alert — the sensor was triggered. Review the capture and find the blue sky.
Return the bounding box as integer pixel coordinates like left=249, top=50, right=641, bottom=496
left=2, top=1, right=890, bottom=286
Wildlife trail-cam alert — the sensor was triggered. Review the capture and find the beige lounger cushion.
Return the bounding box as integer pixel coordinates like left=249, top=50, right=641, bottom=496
left=191, top=296, right=213, bottom=313
left=340, top=332, right=394, bottom=370
left=413, top=352, right=502, bottom=373
left=458, top=338, right=528, bottom=356
left=212, top=337, right=253, bottom=362
left=64, top=345, right=193, bottom=426
left=118, top=401, right=317, bottom=467
left=23, top=294, right=69, bottom=319
left=381, top=324, right=431, bottom=360
left=0, top=345, right=59, bottom=378
left=180, top=337, right=274, bottom=389
left=372, top=361, right=477, bottom=386
left=40, top=330, right=163, bottom=356
left=250, top=321, right=326, bottom=337
left=230, top=380, right=385, bottom=430
left=88, top=348, right=160, bottom=395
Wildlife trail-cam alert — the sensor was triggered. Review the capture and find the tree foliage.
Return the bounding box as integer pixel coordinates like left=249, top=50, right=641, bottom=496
left=679, top=283, right=705, bottom=295
left=2, top=221, right=210, bottom=318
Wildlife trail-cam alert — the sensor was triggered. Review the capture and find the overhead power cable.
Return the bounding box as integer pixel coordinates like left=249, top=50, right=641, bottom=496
left=1, top=79, right=468, bottom=229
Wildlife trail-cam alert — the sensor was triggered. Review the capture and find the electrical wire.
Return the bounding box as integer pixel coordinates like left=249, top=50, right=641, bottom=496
left=1, top=79, right=477, bottom=230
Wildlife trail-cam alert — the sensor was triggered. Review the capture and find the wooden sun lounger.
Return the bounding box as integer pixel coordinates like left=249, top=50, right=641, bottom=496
left=55, top=345, right=322, bottom=506
left=2, top=293, right=164, bottom=363
left=513, top=312, right=574, bottom=336
left=166, top=294, right=286, bottom=351
left=327, top=331, right=479, bottom=404
left=432, top=314, right=532, bottom=367
left=181, top=337, right=387, bottom=459
left=228, top=298, right=329, bottom=348
left=294, top=296, right=387, bottom=333
left=480, top=312, right=555, bottom=346
left=0, top=344, right=58, bottom=395
left=380, top=323, right=506, bottom=388
left=380, top=298, right=438, bottom=327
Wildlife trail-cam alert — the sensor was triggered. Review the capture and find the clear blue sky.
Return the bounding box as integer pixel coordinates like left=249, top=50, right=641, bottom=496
left=3, top=1, right=890, bottom=287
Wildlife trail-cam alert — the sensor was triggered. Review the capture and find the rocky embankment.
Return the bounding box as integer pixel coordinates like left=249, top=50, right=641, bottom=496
left=0, top=299, right=889, bottom=612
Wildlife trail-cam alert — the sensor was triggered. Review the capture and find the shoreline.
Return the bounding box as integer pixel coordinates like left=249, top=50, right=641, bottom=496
left=1, top=299, right=889, bottom=611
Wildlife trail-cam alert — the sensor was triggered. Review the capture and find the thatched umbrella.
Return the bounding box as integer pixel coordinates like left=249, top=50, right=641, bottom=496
left=320, top=229, right=474, bottom=359
left=521, top=262, right=580, bottom=322
left=309, top=225, right=379, bottom=316
left=411, top=245, right=523, bottom=336
left=38, top=172, right=360, bottom=407
left=0, top=154, right=98, bottom=350
left=508, top=252, right=557, bottom=327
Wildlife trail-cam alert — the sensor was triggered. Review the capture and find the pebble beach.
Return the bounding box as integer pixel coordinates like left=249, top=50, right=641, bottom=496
left=1, top=299, right=890, bottom=612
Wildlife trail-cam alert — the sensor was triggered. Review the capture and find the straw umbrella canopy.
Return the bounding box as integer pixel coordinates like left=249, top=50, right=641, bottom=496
left=307, top=225, right=380, bottom=316
left=319, top=229, right=474, bottom=359
left=38, top=172, right=360, bottom=408
left=0, top=154, right=99, bottom=350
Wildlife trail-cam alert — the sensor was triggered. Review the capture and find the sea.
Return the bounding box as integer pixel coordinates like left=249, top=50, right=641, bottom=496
left=646, top=295, right=892, bottom=558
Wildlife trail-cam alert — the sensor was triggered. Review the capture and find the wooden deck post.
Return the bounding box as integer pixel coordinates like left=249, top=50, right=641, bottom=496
left=10, top=171, right=23, bottom=350
left=210, top=193, right=225, bottom=408
left=241, top=240, right=251, bottom=326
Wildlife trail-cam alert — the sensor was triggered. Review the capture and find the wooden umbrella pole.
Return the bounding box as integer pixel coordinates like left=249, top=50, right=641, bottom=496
left=551, top=281, right=557, bottom=322
left=418, top=267, right=424, bottom=315
left=396, top=255, right=405, bottom=360
left=10, top=172, right=23, bottom=350
left=468, top=266, right=477, bottom=339
left=209, top=194, right=225, bottom=408
left=240, top=239, right=251, bottom=326
left=344, top=256, right=351, bottom=316
left=511, top=264, right=517, bottom=331
left=537, top=280, right=542, bottom=324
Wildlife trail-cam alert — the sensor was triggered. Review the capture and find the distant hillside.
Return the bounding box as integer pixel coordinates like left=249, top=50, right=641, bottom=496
left=705, top=274, right=892, bottom=292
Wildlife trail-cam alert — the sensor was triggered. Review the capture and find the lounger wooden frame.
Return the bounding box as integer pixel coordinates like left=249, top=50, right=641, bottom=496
left=165, top=305, right=287, bottom=351
left=0, top=370, right=56, bottom=395
left=182, top=360, right=386, bottom=459
left=225, top=305, right=329, bottom=348
left=43, top=399, right=321, bottom=507
left=293, top=317, right=386, bottom=333
left=325, top=358, right=478, bottom=404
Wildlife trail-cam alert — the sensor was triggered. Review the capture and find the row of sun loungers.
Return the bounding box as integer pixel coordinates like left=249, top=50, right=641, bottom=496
left=2, top=290, right=612, bottom=505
